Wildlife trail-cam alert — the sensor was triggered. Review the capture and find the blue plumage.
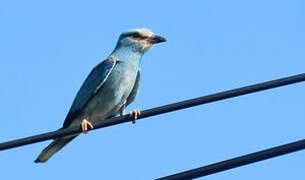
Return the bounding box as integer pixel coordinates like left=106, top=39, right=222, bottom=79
left=35, top=28, right=166, bottom=163
left=63, top=57, right=117, bottom=128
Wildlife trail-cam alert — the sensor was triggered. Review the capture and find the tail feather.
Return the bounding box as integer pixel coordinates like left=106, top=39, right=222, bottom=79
left=34, top=136, right=77, bottom=163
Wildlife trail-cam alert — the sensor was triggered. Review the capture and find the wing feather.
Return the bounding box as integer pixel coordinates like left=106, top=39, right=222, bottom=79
left=63, top=57, right=117, bottom=128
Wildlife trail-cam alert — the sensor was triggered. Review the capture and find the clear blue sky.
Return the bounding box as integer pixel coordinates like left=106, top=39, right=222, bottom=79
left=1, top=0, right=305, bottom=179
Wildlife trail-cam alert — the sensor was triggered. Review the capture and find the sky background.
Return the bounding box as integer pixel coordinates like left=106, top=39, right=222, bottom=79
left=1, top=0, right=305, bottom=179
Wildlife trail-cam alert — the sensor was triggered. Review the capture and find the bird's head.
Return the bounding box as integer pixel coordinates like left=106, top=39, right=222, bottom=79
left=115, top=28, right=166, bottom=53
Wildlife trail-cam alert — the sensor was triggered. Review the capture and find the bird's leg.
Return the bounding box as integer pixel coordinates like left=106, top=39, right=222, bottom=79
left=81, top=119, right=94, bottom=134
left=129, top=109, right=141, bottom=124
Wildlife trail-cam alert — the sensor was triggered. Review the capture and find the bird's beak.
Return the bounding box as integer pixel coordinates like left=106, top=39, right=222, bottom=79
left=148, top=35, right=167, bottom=44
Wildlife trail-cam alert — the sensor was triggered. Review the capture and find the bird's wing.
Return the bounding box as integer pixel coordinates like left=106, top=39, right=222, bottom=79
left=63, top=57, right=117, bottom=128
left=126, top=69, right=141, bottom=106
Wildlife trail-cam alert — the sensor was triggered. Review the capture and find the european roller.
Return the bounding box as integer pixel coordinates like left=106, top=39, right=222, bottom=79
left=35, top=28, right=166, bottom=163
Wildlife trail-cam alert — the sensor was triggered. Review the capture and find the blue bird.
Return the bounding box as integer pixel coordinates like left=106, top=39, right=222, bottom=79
left=35, top=28, right=166, bottom=163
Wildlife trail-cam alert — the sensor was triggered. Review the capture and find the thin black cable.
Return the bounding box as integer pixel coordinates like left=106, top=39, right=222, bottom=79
left=0, top=73, right=305, bottom=151
left=156, top=138, right=305, bottom=180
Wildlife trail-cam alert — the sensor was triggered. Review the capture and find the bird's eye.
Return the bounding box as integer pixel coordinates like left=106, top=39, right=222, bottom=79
left=132, top=33, right=141, bottom=38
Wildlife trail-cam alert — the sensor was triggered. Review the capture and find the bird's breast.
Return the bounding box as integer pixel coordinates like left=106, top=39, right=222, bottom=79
left=84, top=60, right=139, bottom=121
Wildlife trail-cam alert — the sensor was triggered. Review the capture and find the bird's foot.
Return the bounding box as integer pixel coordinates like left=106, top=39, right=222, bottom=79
left=129, top=109, right=141, bottom=124
left=81, top=119, right=94, bottom=134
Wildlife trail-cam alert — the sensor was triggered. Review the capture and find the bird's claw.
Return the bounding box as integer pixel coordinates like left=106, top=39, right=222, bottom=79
left=81, top=119, right=94, bottom=134
left=129, top=109, right=141, bottom=124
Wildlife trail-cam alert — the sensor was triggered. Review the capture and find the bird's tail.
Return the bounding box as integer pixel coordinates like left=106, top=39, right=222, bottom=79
left=34, top=135, right=77, bottom=163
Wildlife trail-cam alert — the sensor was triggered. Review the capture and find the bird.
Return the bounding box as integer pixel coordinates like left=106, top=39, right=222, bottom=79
left=34, top=28, right=166, bottom=163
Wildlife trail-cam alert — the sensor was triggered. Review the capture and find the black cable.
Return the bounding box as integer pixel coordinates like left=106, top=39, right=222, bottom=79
left=0, top=73, right=305, bottom=151
left=156, top=138, right=305, bottom=180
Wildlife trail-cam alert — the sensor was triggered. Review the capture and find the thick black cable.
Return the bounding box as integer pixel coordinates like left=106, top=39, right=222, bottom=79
left=156, top=138, right=305, bottom=180
left=0, top=73, right=305, bottom=151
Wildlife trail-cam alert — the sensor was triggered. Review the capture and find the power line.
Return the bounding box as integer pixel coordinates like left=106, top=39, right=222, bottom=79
left=0, top=73, right=305, bottom=151
left=156, top=138, right=305, bottom=180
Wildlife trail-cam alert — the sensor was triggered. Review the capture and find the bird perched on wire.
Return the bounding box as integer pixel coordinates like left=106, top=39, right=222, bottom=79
left=34, top=28, right=166, bottom=163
